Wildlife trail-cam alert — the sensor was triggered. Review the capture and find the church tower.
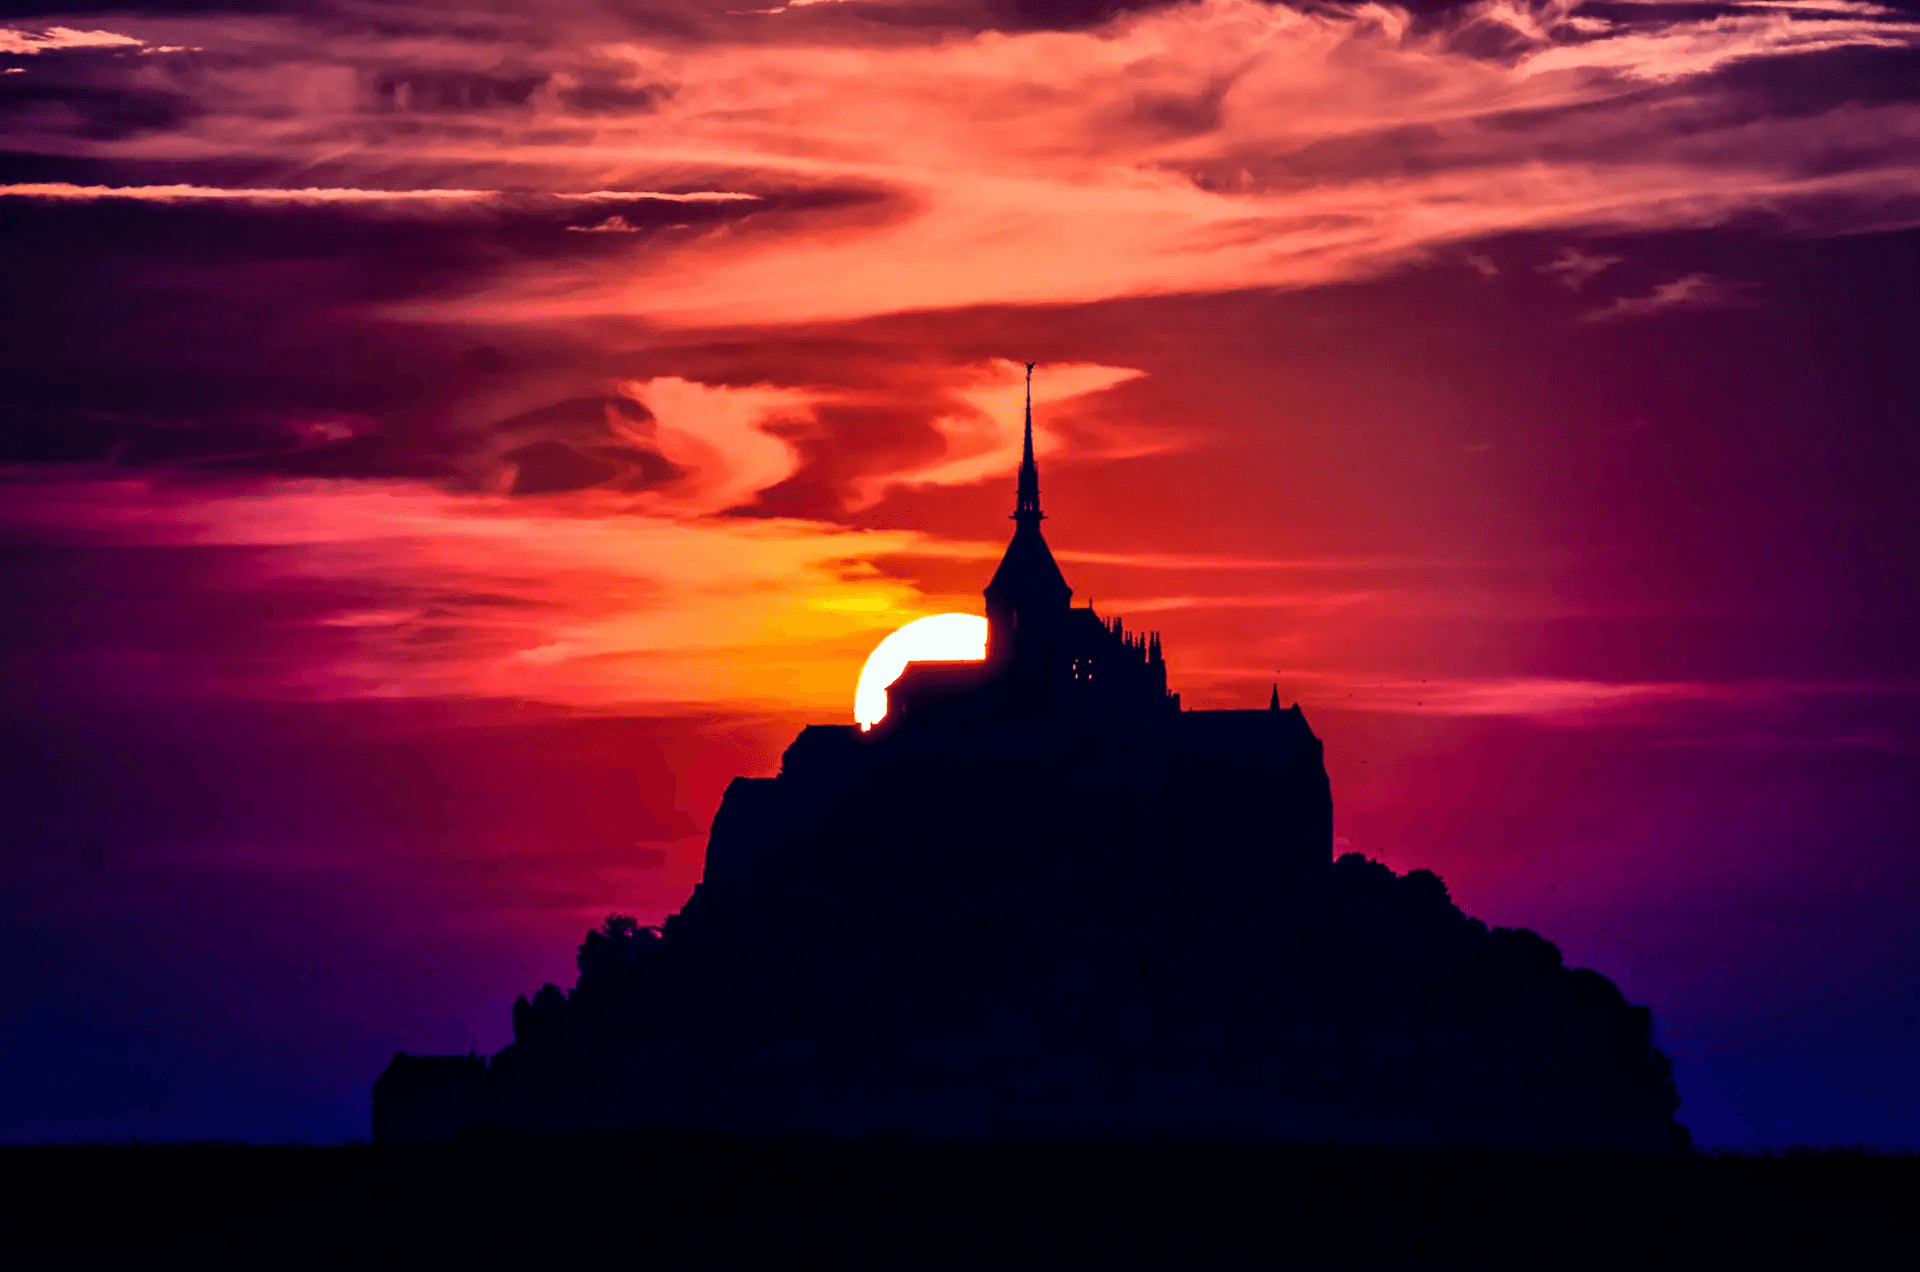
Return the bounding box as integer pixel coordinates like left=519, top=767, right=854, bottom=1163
left=984, top=364, right=1072, bottom=683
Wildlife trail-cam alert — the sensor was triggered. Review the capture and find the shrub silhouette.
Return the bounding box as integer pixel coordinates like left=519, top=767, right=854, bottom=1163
left=462, top=847, right=1684, bottom=1150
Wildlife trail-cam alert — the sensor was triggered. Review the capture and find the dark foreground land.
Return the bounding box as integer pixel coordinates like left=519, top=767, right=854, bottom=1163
left=2, top=1136, right=1914, bottom=1267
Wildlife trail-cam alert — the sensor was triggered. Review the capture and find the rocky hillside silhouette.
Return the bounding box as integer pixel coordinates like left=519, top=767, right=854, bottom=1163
left=377, top=382, right=1686, bottom=1150
left=377, top=718, right=1686, bottom=1151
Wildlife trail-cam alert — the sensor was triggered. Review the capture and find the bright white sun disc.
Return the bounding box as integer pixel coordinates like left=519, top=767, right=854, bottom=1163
left=854, top=613, right=987, bottom=730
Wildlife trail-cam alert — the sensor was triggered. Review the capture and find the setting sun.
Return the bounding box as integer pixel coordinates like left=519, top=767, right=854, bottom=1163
left=854, top=613, right=988, bottom=730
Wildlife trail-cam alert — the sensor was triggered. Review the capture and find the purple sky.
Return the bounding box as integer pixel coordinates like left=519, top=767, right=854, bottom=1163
left=3, top=0, right=1918, bottom=1146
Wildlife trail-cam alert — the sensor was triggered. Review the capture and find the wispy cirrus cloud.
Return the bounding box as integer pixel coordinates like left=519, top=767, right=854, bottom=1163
left=0, top=26, right=145, bottom=55
left=1098, top=590, right=1388, bottom=613
left=393, top=0, right=1920, bottom=328
left=1540, top=246, right=1625, bottom=291
left=1594, top=1, right=1898, bottom=17
left=848, top=359, right=1149, bottom=508
left=0, top=469, right=975, bottom=711
left=0, top=182, right=498, bottom=202
left=1583, top=271, right=1758, bottom=320
left=0, top=183, right=758, bottom=204
left=558, top=190, right=757, bottom=203
left=7, top=1, right=1917, bottom=331
left=1266, top=672, right=1916, bottom=724
left=1320, top=675, right=1744, bottom=719
left=568, top=214, right=641, bottom=233
left=1516, top=9, right=1920, bottom=80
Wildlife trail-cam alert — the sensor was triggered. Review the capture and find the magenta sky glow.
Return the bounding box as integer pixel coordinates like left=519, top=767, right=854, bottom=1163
left=2, top=0, right=1917, bottom=1146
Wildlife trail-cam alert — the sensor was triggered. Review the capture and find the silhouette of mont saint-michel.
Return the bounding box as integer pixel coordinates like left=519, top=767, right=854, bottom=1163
left=376, top=372, right=1688, bottom=1152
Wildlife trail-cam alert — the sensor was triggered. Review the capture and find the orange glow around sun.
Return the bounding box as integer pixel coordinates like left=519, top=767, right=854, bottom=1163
left=854, top=613, right=988, bottom=730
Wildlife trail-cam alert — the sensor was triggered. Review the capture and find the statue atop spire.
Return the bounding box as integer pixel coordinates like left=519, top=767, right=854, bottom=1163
left=1016, top=360, right=1041, bottom=522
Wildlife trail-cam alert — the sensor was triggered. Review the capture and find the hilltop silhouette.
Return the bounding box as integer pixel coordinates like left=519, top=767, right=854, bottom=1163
left=377, top=369, right=1686, bottom=1151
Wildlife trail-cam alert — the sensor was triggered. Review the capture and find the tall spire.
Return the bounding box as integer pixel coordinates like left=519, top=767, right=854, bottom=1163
left=1015, top=361, right=1041, bottom=522
left=984, top=358, right=1072, bottom=669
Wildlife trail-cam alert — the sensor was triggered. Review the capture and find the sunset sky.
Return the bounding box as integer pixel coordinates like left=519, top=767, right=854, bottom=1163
left=4, top=0, right=1918, bottom=1146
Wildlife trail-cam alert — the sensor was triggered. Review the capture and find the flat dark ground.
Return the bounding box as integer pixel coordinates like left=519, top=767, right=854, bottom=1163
left=1, top=1136, right=1914, bottom=1267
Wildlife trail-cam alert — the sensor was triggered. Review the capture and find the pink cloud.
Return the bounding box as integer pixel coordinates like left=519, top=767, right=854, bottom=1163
left=9, top=2, right=1914, bottom=330
left=614, top=376, right=814, bottom=515
left=446, top=2, right=1920, bottom=326
left=0, top=182, right=496, bottom=203
left=1582, top=271, right=1758, bottom=321
left=1050, top=550, right=1470, bottom=571
left=1106, top=591, right=1388, bottom=613
left=1540, top=246, right=1624, bottom=291
left=554, top=191, right=759, bottom=203
left=1517, top=12, right=1920, bottom=81
left=1264, top=672, right=1913, bottom=724
left=0, top=183, right=756, bottom=204
left=847, top=359, right=1149, bottom=507
left=0, top=470, right=959, bottom=713
left=567, top=214, right=641, bottom=233
left=0, top=26, right=145, bottom=55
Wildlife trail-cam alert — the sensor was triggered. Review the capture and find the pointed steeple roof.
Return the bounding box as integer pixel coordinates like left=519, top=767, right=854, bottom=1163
left=1016, top=361, right=1041, bottom=521
left=986, top=362, right=1071, bottom=610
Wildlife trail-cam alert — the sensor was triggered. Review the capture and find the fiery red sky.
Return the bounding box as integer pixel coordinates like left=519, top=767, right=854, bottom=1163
left=4, top=0, right=1918, bottom=1146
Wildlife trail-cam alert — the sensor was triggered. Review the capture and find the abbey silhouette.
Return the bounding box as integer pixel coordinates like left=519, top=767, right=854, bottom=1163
left=377, top=369, right=1686, bottom=1150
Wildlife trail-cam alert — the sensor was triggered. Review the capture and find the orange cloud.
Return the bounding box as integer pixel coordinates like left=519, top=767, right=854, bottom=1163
left=0, top=26, right=145, bottom=54
left=1254, top=673, right=1915, bottom=724
left=1107, top=591, right=1388, bottom=614
left=0, top=472, right=971, bottom=713
left=3, top=2, right=1904, bottom=338
left=0, top=183, right=756, bottom=204
left=14, top=2, right=1916, bottom=331
left=399, top=0, right=1919, bottom=327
